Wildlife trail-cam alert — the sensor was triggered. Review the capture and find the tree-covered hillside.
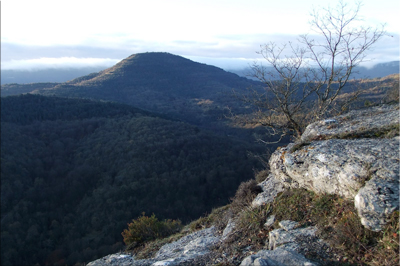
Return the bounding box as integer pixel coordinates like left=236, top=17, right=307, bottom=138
left=1, top=95, right=263, bottom=266
left=1, top=83, right=60, bottom=97
left=30, top=53, right=263, bottom=134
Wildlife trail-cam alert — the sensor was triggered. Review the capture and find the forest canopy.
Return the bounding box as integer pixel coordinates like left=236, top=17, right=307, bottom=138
left=1, top=94, right=263, bottom=266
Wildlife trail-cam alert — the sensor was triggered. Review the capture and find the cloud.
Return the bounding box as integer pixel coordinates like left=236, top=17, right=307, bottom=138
left=1, top=31, right=398, bottom=71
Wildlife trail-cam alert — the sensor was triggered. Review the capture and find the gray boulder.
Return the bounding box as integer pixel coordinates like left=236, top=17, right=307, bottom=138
left=86, top=253, right=139, bottom=266
left=301, top=104, right=399, bottom=142
left=252, top=174, right=284, bottom=207
left=278, top=220, right=299, bottom=231
left=264, top=215, right=276, bottom=228
left=87, top=226, right=220, bottom=266
left=240, top=219, right=326, bottom=266
left=240, top=249, right=317, bottom=266
left=268, top=226, right=317, bottom=251
left=270, top=137, right=399, bottom=199
left=221, top=219, right=236, bottom=241
left=269, top=105, right=399, bottom=231
left=355, top=172, right=399, bottom=231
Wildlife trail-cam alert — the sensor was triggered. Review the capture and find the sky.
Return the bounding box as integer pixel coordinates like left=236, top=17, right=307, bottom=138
left=1, top=0, right=399, bottom=71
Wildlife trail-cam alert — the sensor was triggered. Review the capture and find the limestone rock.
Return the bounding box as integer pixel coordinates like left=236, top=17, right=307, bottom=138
left=86, top=253, right=138, bottom=266
left=301, top=104, right=399, bottom=142
left=270, top=105, right=399, bottom=231
left=355, top=173, right=399, bottom=231
left=264, top=215, right=276, bottom=228
left=154, top=226, right=219, bottom=261
left=240, top=249, right=317, bottom=266
left=240, top=220, right=328, bottom=266
left=87, top=227, right=219, bottom=266
left=268, top=226, right=317, bottom=251
left=252, top=174, right=284, bottom=207
left=278, top=220, right=299, bottom=231
left=221, top=219, right=236, bottom=241
left=270, top=137, right=399, bottom=199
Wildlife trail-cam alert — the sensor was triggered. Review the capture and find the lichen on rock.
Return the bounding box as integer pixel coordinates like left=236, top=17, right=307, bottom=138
left=270, top=104, right=399, bottom=232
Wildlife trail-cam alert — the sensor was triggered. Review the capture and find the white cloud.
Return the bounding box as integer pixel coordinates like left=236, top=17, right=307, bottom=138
left=1, top=0, right=398, bottom=71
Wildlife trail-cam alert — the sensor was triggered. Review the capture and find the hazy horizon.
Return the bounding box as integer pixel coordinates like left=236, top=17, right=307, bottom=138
left=1, top=55, right=398, bottom=85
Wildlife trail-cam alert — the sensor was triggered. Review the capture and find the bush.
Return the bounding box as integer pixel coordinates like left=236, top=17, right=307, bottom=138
left=121, top=213, right=182, bottom=247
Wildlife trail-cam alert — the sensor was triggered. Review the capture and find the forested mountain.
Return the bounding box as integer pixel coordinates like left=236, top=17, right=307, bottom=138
left=2, top=53, right=397, bottom=137
left=1, top=83, right=60, bottom=97
left=1, top=94, right=265, bottom=266
left=23, top=53, right=263, bottom=135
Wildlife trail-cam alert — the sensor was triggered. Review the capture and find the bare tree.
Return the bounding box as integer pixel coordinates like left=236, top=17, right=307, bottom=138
left=242, top=1, right=387, bottom=141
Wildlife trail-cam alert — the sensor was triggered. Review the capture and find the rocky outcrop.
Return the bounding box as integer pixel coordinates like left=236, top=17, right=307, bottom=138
left=240, top=219, right=329, bottom=266
left=87, top=227, right=219, bottom=266
left=269, top=104, right=399, bottom=231
left=240, top=249, right=317, bottom=266
left=252, top=174, right=284, bottom=207
left=300, top=104, right=399, bottom=142
left=87, top=104, right=399, bottom=265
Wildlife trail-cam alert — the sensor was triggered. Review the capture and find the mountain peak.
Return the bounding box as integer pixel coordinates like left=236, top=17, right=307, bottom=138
left=36, top=52, right=259, bottom=131
left=66, top=52, right=224, bottom=87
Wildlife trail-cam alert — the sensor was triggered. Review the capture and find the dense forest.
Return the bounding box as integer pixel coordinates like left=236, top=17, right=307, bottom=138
left=1, top=94, right=266, bottom=266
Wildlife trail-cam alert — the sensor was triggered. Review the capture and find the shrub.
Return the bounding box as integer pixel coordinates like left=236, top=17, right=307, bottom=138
left=121, top=213, right=182, bottom=247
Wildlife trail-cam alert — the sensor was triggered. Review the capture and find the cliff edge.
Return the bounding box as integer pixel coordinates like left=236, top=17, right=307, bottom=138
left=88, top=104, right=399, bottom=266
left=268, top=104, right=399, bottom=232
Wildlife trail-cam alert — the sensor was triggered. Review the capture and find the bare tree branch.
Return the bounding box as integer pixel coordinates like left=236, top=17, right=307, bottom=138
left=235, top=0, right=387, bottom=140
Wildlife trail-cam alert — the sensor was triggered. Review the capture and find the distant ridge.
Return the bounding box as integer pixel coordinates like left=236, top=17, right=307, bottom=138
left=0, top=66, right=108, bottom=85
left=33, top=52, right=263, bottom=132
left=229, top=61, right=400, bottom=79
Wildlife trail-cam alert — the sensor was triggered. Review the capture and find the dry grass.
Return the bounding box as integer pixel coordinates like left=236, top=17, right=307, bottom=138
left=131, top=230, right=189, bottom=260
left=368, top=211, right=399, bottom=266
left=230, top=179, right=262, bottom=216
left=188, top=205, right=232, bottom=232
left=271, top=189, right=399, bottom=265
left=124, top=183, right=399, bottom=266
left=254, top=169, right=270, bottom=183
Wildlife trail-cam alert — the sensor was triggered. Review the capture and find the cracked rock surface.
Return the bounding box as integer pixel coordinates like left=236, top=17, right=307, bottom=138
left=241, top=220, right=328, bottom=266
left=252, top=174, right=284, bottom=207
left=87, top=227, right=219, bottom=266
left=270, top=104, right=399, bottom=232
left=301, top=104, right=399, bottom=142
